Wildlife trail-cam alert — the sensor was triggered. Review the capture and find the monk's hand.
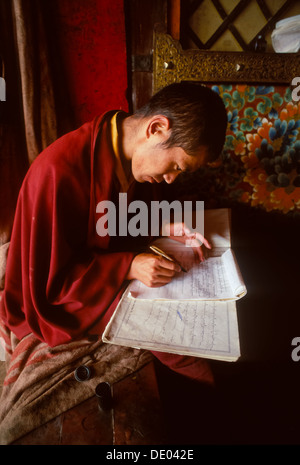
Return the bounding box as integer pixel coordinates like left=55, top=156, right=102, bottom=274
left=126, top=253, right=181, bottom=288
left=162, top=222, right=211, bottom=262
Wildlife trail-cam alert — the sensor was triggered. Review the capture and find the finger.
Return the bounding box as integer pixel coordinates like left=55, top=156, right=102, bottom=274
left=194, top=232, right=211, bottom=249
left=169, top=222, right=188, bottom=237
left=154, top=256, right=181, bottom=272
left=168, top=235, right=186, bottom=244
left=185, top=231, right=211, bottom=249
left=156, top=265, right=178, bottom=277
left=177, top=223, right=211, bottom=250
left=192, top=245, right=205, bottom=262
left=156, top=273, right=174, bottom=283
left=149, top=275, right=174, bottom=287
left=182, top=225, right=192, bottom=235
left=149, top=282, right=171, bottom=288
left=181, top=236, right=207, bottom=262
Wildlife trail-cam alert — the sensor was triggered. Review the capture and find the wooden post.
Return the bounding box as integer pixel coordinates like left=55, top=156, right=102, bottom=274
left=125, top=0, right=167, bottom=112
left=167, top=0, right=181, bottom=40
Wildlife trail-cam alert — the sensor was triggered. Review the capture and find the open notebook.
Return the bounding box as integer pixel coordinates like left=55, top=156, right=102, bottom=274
left=103, top=208, right=246, bottom=361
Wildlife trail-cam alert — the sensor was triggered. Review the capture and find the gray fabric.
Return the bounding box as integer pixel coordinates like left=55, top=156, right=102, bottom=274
left=0, top=329, right=153, bottom=445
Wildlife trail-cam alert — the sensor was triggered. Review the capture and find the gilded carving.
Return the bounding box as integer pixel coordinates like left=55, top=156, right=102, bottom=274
left=153, top=32, right=300, bottom=92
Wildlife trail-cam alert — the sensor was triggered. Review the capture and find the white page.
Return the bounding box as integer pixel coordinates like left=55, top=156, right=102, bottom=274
left=103, top=292, right=240, bottom=361
left=204, top=208, right=231, bottom=248
left=222, top=249, right=247, bottom=298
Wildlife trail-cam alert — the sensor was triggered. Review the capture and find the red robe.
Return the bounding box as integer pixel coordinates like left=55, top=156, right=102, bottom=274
left=0, top=112, right=159, bottom=347
left=0, top=111, right=214, bottom=384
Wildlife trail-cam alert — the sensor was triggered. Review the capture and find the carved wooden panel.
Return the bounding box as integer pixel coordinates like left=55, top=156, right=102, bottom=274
left=153, top=31, right=300, bottom=92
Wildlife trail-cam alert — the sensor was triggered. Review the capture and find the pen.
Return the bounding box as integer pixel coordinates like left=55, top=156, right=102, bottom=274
left=150, top=245, right=187, bottom=272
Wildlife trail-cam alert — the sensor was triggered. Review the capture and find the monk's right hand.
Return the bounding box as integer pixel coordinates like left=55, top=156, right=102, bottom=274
left=126, top=253, right=181, bottom=288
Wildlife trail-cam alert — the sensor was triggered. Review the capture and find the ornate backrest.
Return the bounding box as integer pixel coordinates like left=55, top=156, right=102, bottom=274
left=153, top=32, right=300, bottom=216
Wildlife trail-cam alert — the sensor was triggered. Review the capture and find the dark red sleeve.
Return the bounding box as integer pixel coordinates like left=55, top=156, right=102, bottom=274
left=0, top=122, right=135, bottom=347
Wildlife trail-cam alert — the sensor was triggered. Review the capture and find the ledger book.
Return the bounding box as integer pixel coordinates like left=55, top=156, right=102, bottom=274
left=103, top=208, right=246, bottom=361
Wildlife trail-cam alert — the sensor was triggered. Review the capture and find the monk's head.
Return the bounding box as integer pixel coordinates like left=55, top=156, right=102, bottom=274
left=124, top=82, right=227, bottom=184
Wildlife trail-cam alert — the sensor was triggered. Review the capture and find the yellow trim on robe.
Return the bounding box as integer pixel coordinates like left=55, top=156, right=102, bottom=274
left=111, top=112, right=130, bottom=193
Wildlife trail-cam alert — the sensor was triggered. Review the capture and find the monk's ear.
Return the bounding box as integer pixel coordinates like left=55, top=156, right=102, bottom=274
left=146, top=115, right=171, bottom=140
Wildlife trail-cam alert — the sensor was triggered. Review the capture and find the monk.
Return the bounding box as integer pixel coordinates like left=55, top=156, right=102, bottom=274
left=0, top=82, right=227, bottom=384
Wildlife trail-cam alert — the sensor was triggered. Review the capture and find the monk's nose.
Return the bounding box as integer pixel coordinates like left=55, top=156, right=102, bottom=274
left=163, top=172, right=180, bottom=184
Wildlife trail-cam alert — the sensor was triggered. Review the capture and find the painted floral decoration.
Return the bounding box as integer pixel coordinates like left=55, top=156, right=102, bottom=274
left=178, top=84, right=300, bottom=215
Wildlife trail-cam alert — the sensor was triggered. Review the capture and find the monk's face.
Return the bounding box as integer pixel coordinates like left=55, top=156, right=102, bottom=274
left=131, top=143, right=208, bottom=184
left=128, top=115, right=208, bottom=184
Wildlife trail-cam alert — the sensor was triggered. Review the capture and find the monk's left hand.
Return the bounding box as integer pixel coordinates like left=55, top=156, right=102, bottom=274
left=162, top=222, right=211, bottom=262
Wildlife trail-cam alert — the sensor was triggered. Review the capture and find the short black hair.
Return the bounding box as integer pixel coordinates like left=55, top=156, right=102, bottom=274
left=135, top=82, right=228, bottom=162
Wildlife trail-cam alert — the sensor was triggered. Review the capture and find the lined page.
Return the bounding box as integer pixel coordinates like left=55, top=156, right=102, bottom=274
left=103, top=292, right=240, bottom=361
